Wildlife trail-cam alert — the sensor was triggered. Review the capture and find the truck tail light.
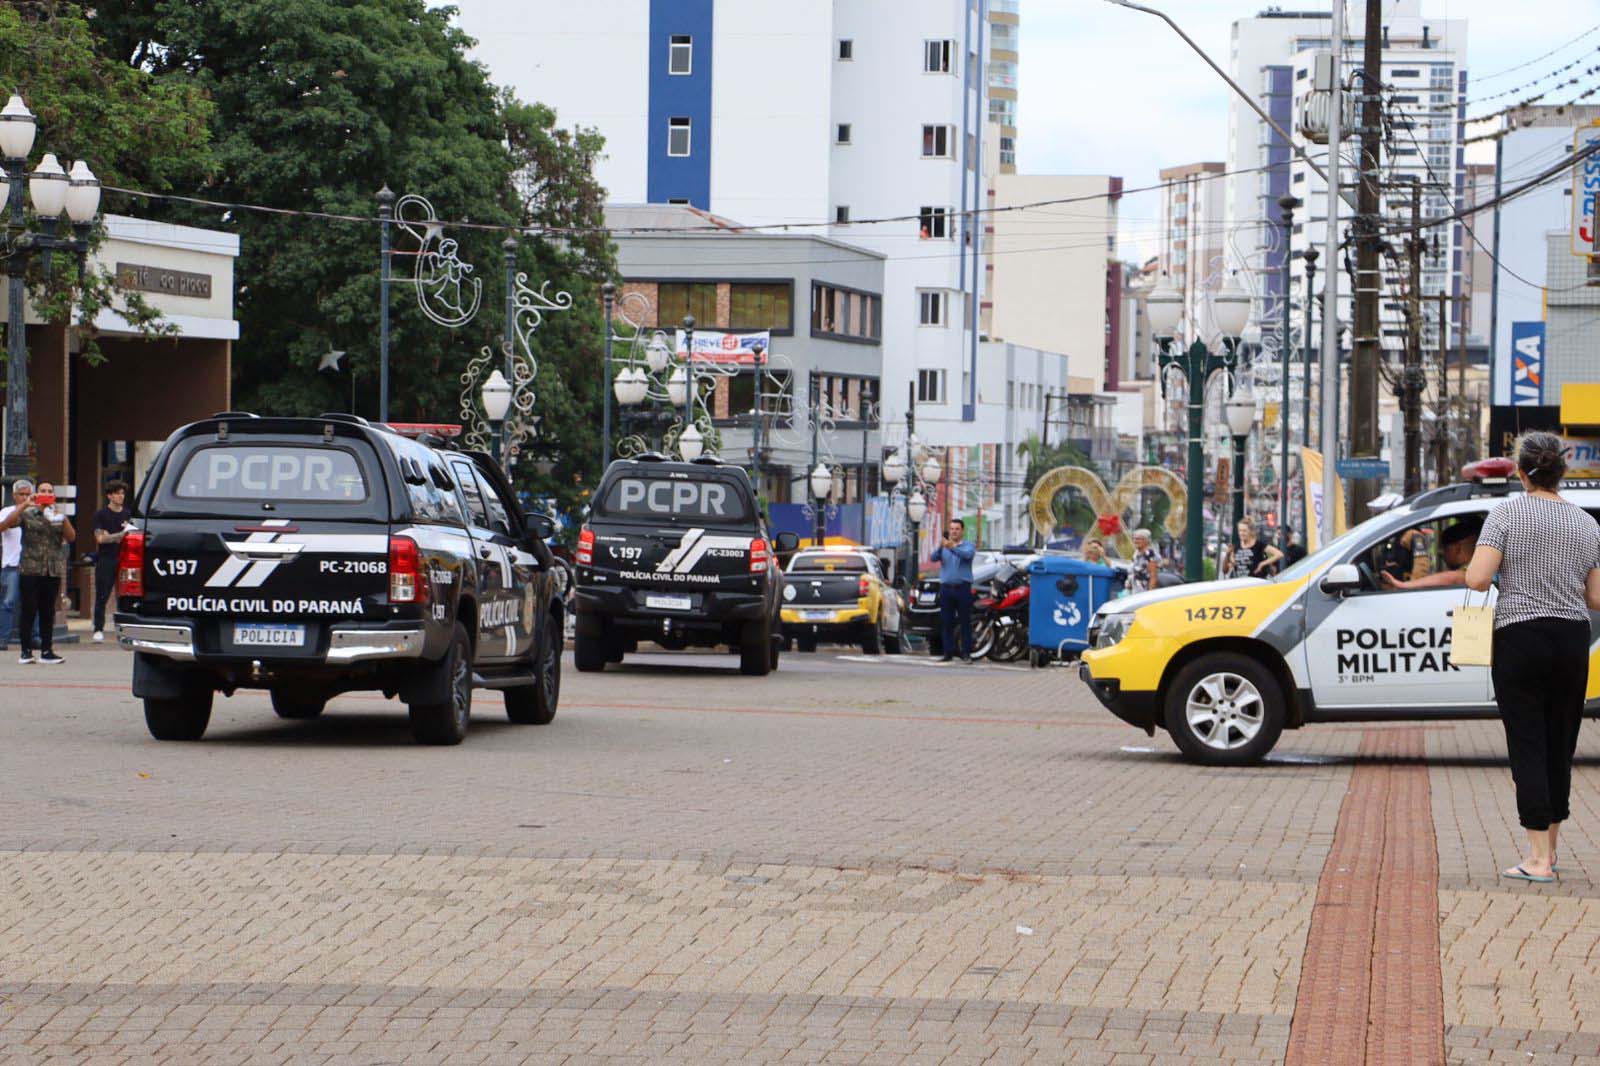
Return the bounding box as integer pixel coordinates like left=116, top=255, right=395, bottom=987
left=577, top=526, right=595, bottom=566
left=748, top=538, right=770, bottom=574
left=116, top=529, right=146, bottom=598
left=858, top=575, right=870, bottom=598
left=388, top=535, right=429, bottom=604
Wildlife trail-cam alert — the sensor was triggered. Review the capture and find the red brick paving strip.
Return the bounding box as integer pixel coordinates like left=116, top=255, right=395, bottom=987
left=1285, top=727, right=1444, bottom=1066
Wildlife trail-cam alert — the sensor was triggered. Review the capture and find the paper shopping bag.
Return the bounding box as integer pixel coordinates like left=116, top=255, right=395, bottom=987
left=1451, top=593, right=1494, bottom=667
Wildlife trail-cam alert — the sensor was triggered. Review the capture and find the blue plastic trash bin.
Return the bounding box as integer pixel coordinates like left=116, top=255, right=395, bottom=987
left=1027, top=555, right=1117, bottom=663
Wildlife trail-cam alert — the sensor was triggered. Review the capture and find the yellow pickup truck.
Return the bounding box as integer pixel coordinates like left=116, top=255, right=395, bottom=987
left=780, top=548, right=904, bottom=655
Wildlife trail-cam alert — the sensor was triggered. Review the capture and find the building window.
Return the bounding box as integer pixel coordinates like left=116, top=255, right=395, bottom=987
left=838, top=39, right=853, bottom=60
left=917, top=369, right=945, bottom=404
left=999, top=135, right=1015, bottom=166
left=835, top=205, right=850, bottom=223
left=921, top=125, right=953, bottom=158
left=836, top=123, right=852, bottom=145
left=667, top=117, right=691, bottom=157
left=729, top=282, right=792, bottom=331
left=989, top=59, right=1017, bottom=89
left=656, top=282, right=717, bottom=327
left=668, top=34, right=692, bottom=75
left=813, top=374, right=879, bottom=423
left=918, top=206, right=952, bottom=240
left=991, top=23, right=1018, bottom=50
left=918, top=290, right=946, bottom=326
left=811, top=283, right=882, bottom=342
left=923, top=39, right=953, bottom=74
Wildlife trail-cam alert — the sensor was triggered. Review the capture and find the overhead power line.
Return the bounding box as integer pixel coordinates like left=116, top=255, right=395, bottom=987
left=1473, top=22, right=1600, bottom=82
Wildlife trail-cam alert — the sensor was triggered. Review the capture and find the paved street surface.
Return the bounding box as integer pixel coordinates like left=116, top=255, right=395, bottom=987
left=3, top=643, right=1600, bottom=1064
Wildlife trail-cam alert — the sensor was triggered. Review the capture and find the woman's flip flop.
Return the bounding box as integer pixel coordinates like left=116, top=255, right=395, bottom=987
left=1503, top=865, right=1555, bottom=884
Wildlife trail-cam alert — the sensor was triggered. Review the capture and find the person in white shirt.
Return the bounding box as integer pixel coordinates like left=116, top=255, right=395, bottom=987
left=0, top=479, right=30, bottom=651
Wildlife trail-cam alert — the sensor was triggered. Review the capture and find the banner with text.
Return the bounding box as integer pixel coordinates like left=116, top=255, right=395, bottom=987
left=1301, top=447, right=1347, bottom=553
left=1510, top=321, right=1546, bottom=406
left=675, top=329, right=771, bottom=366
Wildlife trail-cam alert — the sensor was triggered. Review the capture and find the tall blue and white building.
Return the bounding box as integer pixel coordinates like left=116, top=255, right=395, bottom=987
left=457, top=0, right=994, bottom=447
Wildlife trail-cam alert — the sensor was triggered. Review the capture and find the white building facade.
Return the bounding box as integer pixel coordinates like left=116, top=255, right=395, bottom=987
left=459, top=0, right=992, bottom=462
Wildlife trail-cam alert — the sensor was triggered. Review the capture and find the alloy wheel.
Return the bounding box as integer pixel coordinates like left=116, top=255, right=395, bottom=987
left=1184, top=671, right=1264, bottom=750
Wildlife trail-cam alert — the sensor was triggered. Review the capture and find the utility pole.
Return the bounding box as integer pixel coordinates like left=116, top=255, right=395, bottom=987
left=1348, top=0, right=1386, bottom=520
left=1402, top=178, right=1423, bottom=497
left=1278, top=195, right=1299, bottom=543
left=1435, top=290, right=1451, bottom=487
left=1317, top=0, right=1345, bottom=546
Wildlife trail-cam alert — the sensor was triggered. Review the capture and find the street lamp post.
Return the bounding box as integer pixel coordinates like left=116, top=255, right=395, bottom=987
left=481, top=368, right=513, bottom=467
left=809, top=461, right=832, bottom=546
left=2, top=95, right=101, bottom=486
left=1277, top=195, right=1300, bottom=546
left=1149, top=273, right=1249, bottom=582
left=1302, top=246, right=1318, bottom=456
left=376, top=185, right=395, bottom=423
left=1224, top=386, right=1256, bottom=546
left=499, top=236, right=518, bottom=465
left=680, top=314, right=695, bottom=428
left=601, top=281, right=615, bottom=469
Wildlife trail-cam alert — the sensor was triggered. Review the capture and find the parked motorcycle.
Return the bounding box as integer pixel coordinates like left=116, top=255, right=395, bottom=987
left=975, top=560, right=1031, bottom=662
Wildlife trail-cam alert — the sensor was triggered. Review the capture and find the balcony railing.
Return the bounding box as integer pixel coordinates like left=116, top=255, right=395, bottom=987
left=991, top=0, right=1019, bottom=13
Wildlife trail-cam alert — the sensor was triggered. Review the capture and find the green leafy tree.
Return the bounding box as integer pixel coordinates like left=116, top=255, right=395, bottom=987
left=97, top=0, right=616, bottom=515
left=0, top=2, right=212, bottom=357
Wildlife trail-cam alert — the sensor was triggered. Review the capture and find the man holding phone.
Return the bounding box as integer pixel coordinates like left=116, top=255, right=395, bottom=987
left=930, top=517, right=976, bottom=663
left=0, top=480, right=75, bottom=664
left=0, top=480, right=29, bottom=651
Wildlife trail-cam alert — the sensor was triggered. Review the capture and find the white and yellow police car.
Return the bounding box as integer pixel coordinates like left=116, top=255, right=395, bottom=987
left=1080, top=460, right=1600, bottom=764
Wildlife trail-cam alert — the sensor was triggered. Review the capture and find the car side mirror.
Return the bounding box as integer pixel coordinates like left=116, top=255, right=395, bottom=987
left=1319, top=563, right=1361, bottom=596
left=525, top=513, right=556, bottom=541
left=773, top=531, right=800, bottom=553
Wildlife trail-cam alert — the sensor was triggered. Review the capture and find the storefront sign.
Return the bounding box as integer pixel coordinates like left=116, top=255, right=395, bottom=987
left=675, top=329, right=770, bottom=366
left=1572, top=122, right=1600, bottom=256
left=115, top=262, right=212, bottom=299
left=1510, top=321, right=1545, bottom=406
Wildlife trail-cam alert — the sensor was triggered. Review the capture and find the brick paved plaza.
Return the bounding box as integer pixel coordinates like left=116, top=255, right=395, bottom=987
left=3, top=645, right=1600, bottom=1064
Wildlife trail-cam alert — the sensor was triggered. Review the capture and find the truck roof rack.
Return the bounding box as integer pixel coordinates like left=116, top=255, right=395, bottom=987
left=209, top=411, right=259, bottom=420
left=317, top=413, right=372, bottom=426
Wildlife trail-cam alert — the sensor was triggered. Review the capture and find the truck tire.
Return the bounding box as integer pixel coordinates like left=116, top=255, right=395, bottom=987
left=861, top=621, right=882, bottom=656
left=769, top=633, right=781, bottom=672
left=409, top=623, right=472, bottom=745
left=144, top=684, right=214, bottom=742
left=740, top=620, right=772, bottom=676
left=1163, top=652, right=1285, bottom=766
left=507, top=615, right=560, bottom=725
left=574, top=615, right=608, bottom=673
left=271, top=690, right=326, bottom=720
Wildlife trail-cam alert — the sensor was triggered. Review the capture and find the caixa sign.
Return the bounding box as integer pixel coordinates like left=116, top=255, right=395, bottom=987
left=1510, top=321, right=1544, bottom=406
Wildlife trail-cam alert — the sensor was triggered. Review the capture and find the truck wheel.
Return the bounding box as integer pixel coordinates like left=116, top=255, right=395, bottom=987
left=769, top=633, right=782, bottom=672
left=574, top=616, right=608, bottom=673
left=1163, top=653, right=1285, bottom=766
left=861, top=622, right=883, bottom=656
left=507, top=616, right=560, bottom=725
left=144, top=686, right=214, bottom=742
left=740, top=620, right=772, bottom=676
left=270, top=690, right=326, bottom=720
left=409, top=623, right=472, bottom=745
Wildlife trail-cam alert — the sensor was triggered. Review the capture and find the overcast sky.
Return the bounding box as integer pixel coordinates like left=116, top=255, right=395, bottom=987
left=1025, top=0, right=1599, bottom=256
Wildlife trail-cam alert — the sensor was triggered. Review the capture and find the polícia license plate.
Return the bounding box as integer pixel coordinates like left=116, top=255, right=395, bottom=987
left=233, top=622, right=306, bottom=647
left=645, top=594, right=692, bottom=611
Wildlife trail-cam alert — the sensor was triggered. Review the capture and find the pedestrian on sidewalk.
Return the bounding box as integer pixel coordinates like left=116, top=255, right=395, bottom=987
left=930, top=518, right=975, bottom=663
left=0, top=480, right=75, bottom=665
left=1222, top=516, right=1283, bottom=579
left=1128, top=528, right=1159, bottom=594
left=1466, top=432, right=1600, bottom=884
left=0, top=479, right=29, bottom=651
left=90, top=480, right=131, bottom=642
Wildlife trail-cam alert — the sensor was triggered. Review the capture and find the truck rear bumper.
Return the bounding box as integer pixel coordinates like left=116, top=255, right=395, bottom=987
left=116, top=617, right=428, bottom=664
left=575, top=586, right=768, bottom=625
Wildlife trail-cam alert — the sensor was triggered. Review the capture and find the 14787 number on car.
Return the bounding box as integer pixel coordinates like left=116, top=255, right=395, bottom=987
left=1185, top=605, right=1247, bottom=622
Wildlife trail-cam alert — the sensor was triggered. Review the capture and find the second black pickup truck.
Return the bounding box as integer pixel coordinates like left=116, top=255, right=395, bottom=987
left=573, top=455, right=797, bottom=675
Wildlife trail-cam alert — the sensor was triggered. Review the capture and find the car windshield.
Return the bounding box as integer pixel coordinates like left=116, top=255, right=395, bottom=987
left=1273, top=510, right=1404, bottom=583
left=597, top=476, right=752, bottom=522
left=173, top=444, right=368, bottom=502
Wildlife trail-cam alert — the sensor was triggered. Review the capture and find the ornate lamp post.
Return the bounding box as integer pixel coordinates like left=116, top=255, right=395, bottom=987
left=2, top=94, right=101, bottom=485
left=1224, top=385, right=1256, bottom=541
left=808, top=461, right=832, bottom=545
left=1150, top=272, right=1248, bottom=581
left=600, top=281, right=615, bottom=469
left=1276, top=195, right=1301, bottom=544
left=480, top=368, right=513, bottom=465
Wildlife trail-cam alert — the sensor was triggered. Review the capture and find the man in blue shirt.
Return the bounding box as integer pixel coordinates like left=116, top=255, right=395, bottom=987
left=930, top=518, right=976, bottom=662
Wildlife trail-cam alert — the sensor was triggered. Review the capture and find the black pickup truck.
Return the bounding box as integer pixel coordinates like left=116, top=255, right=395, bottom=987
left=114, top=413, right=564, bottom=745
left=573, top=455, right=797, bottom=675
